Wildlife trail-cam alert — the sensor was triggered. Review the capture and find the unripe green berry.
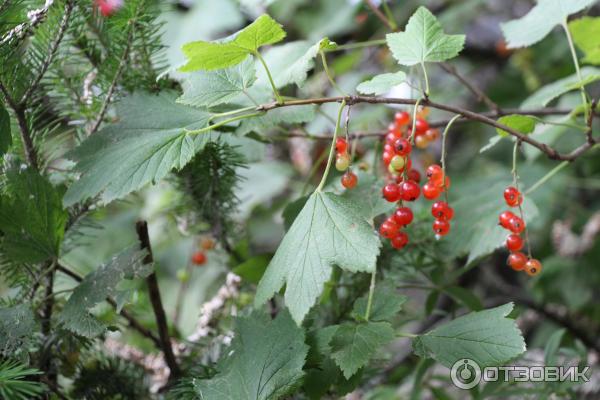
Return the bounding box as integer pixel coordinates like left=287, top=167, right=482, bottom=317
left=390, top=155, right=406, bottom=171
left=335, top=152, right=350, bottom=171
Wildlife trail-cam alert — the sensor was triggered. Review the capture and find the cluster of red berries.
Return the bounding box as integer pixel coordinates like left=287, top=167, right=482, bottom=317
left=191, top=237, right=215, bottom=266
left=498, top=186, right=542, bottom=276
left=423, top=164, right=453, bottom=237
left=95, top=0, right=123, bottom=17
left=335, top=137, right=358, bottom=189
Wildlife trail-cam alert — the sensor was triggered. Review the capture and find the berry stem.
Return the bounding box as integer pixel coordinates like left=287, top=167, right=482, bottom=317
left=440, top=114, right=461, bottom=202
left=302, top=147, right=330, bottom=196
left=364, top=268, right=377, bottom=321
left=317, top=100, right=347, bottom=192
left=562, top=21, right=589, bottom=122
left=323, top=38, right=387, bottom=52
left=408, top=98, right=422, bottom=145
left=186, top=112, right=265, bottom=135
left=511, top=141, right=532, bottom=258
left=320, top=50, right=346, bottom=96
left=254, top=50, right=283, bottom=104
left=524, top=160, right=569, bottom=196
left=420, top=62, right=430, bottom=97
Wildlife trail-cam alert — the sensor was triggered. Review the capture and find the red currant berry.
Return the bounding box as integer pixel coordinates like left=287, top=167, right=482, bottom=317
left=393, top=207, right=413, bottom=226
left=505, top=234, right=523, bottom=252
left=192, top=251, right=207, bottom=265
left=499, top=211, right=516, bottom=229
left=388, top=123, right=402, bottom=137
left=504, top=186, right=523, bottom=207
left=341, top=170, right=358, bottom=189
left=424, top=128, right=440, bottom=141
left=382, top=184, right=401, bottom=202
left=422, top=182, right=441, bottom=200
left=394, top=111, right=410, bottom=127
left=507, top=252, right=527, bottom=271
left=426, top=164, right=443, bottom=184
left=433, top=219, right=450, bottom=236
left=382, top=151, right=393, bottom=166
left=415, top=135, right=429, bottom=149
left=383, top=143, right=394, bottom=153
left=431, top=201, right=453, bottom=220
left=524, top=259, right=542, bottom=276
left=335, top=138, right=348, bottom=154
left=394, top=138, right=412, bottom=156
left=391, top=231, right=409, bottom=249
left=400, top=180, right=420, bottom=201
left=415, top=118, right=430, bottom=134
left=200, top=237, right=215, bottom=250
left=385, top=133, right=396, bottom=144
left=508, top=216, right=525, bottom=234
left=434, top=175, right=451, bottom=190
left=379, top=220, right=399, bottom=239
left=407, top=169, right=421, bottom=183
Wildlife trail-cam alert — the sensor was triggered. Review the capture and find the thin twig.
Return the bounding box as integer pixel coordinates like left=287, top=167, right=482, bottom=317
left=135, top=221, right=181, bottom=379
left=364, top=0, right=395, bottom=31
left=440, top=62, right=501, bottom=113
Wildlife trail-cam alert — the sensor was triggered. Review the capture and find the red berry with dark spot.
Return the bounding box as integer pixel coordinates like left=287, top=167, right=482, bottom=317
left=391, top=231, right=409, bottom=249
left=504, top=186, right=523, bottom=207
left=507, top=252, right=527, bottom=271
left=379, top=220, right=400, bottom=239
left=335, top=138, right=348, bottom=154
left=394, top=138, right=412, bottom=156
left=525, top=259, right=542, bottom=276
left=192, top=251, right=207, bottom=265
left=400, top=180, right=420, bottom=201
left=407, top=169, right=421, bottom=183
left=508, top=216, right=525, bottom=234
left=433, top=219, right=450, bottom=236
left=422, top=182, right=441, bottom=200
left=394, top=111, right=410, bottom=127
left=393, top=207, right=414, bottom=226
left=415, top=118, right=430, bottom=134
left=499, top=211, right=516, bottom=229
left=382, top=183, right=401, bottom=202
left=341, top=170, right=358, bottom=189
left=431, top=201, right=453, bottom=220
left=426, top=164, right=443, bottom=184
left=505, top=234, right=523, bottom=252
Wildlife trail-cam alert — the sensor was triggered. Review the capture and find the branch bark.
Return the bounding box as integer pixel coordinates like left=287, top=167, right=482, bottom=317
left=439, top=62, right=501, bottom=113
left=135, top=220, right=181, bottom=379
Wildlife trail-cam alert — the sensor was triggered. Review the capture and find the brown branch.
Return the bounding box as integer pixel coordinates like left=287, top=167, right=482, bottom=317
left=364, top=0, right=395, bottom=30
left=20, top=0, right=74, bottom=104
left=55, top=263, right=161, bottom=348
left=135, top=221, right=181, bottom=379
left=256, top=96, right=596, bottom=161
left=440, top=62, right=501, bottom=113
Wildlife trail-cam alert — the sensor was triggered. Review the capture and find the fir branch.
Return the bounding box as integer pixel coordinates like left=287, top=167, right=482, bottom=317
left=0, top=0, right=55, bottom=46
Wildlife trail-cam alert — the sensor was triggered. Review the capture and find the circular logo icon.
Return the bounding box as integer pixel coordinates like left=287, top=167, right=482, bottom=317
left=450, top=358, right=481, bottom=389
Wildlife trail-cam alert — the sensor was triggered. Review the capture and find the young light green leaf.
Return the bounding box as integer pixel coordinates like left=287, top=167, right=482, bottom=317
left=446, top=183, right=538, bottom=264
left=569, top=17, right=600, bottom=65
left=0, top=305, right=36, bottom=357
left=521, top=67, right=600, bottom=107
left=177, top=56, right=256, bottom=108
left=63, top=92, right=213, bottom=206
left=255, top=191, right=381, bottom=324
left=330, top=321, right=395, bottom=378
left=180, top=14, right=286, bottom=72
left=495, top=115, right=537, bottom=137
left=352, top=284, right=407, bottom=322
left=501, top=0, right=596, bottom=48
left=0, top=168, right=67, bottom=263
left=58, top=247, right=151, bottom=337
left=356, top=72, right=407, bottom=95
left=0, top=101, right=11, bottom=156
left=194, top=311, right=308, bottom=400
left=386, top=7, right=465, bottom=66
left=413, top=303, right=526, bottom=368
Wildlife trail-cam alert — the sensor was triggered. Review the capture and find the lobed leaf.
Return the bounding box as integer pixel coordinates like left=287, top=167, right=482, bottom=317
left=356, top=72, right=407, bottom=95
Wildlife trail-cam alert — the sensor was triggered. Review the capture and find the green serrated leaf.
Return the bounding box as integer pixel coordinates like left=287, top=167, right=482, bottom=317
left=0, top=305, right=36, bottom=357
left=413, top=303, right=526, bottom=368
left=501, top=0, right=596, bottom=48
left=0, top=168, right=67, bottom=263
left=495, top=115, right=537, bottom=137
left=569, top=17, right=600, bottom=64
left=63, top=92, right=213, bottom=206
left=521, top=67, right=600, bottom=108
left=232, top=254, right=270, bottom=284
left=177, top=56, right=256, bottom=108
left=352, top=284, right=406, bottom=322
left=255, top=191, right=381, bottom=324
left=194, top=311, right=308, bottom=400
left=58, top=247, right=150, bottom=337
left=446, top=183, right=538, bottom=264
left=180, top=14, right=286, bottom=72
left=386, top=7, right=465, bottom=66
left=356, top=72, right=407, bottom=95
left=330, top=321, right=395, bottom=379
left=0, top=101, right=11, bottom=156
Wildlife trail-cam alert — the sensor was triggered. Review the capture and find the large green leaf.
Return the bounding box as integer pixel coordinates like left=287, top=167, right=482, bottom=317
left=495, top=115, right=537, bottom=137
left=177, top=56, right=256, bottom=108
left=63, top=92, right=213, bottom=206
left=569, top=17, right=600, bottom=65
left=386, top=6, right=465, bottom=66
left=255, top=191, right=381, bottom=324
left=0, top=168, right=67, bottom=263
left=341, top=171, right=395, bottom=221
left=413, top=303, right=526, bottom=368
left=58, top=247, right=151, bottom=337
left=180, top=14, right=286, bottom=72
left=356, top=72, right=407, bottom=95
left=501, top=0, right=596, bottom=48
left=0, top=101, right=11, bottom=155
left=521, top=67, right=600, bottom=107
left=446, top=183, right=538, bottom=264
left=352, top=283, right=406, bottom=322
left=329, top=321, right=395, bottom=379
left=194, top=311, right=308, bottom=400
left=0, top=304, right=36, bottom=357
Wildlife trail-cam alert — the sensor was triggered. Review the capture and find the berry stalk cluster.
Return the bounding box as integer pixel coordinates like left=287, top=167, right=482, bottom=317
left=336, top=137, right=359, bottom=189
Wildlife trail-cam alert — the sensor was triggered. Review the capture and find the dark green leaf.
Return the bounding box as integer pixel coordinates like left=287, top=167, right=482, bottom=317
left=352, top=284, right=407, bottom=322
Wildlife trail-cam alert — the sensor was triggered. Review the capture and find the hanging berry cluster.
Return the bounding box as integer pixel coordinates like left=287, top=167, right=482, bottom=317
left=378, top=108, right=452, bottom=249
left=336, top=138, right=358, bottom=189
left=499, top=186, right=542, bottom=276
left=191, top=236, right=215, bottom=266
